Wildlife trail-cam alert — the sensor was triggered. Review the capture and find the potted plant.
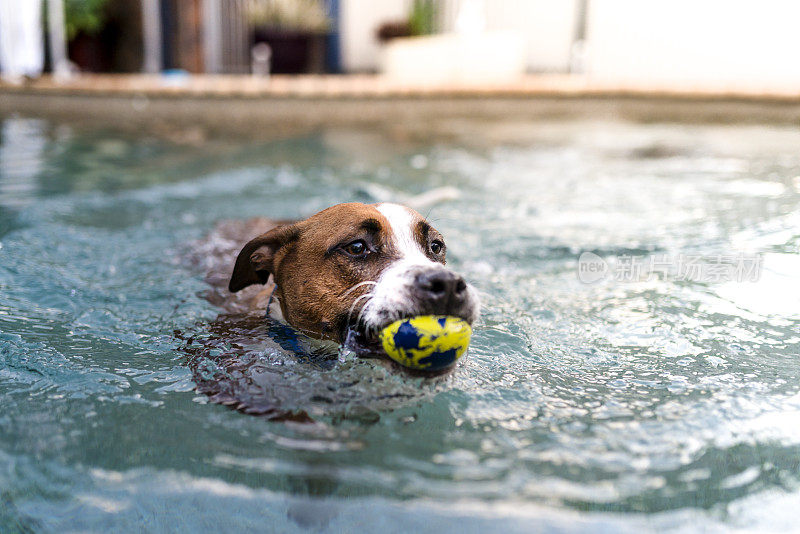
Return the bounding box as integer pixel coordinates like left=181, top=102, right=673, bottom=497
left=247, top=0, right=331, bottom=74
left=376, top=0, right=436, bottom=44
left=64, top=0, right=111, bottom=72
left=378, top=0, right=527, bottom=85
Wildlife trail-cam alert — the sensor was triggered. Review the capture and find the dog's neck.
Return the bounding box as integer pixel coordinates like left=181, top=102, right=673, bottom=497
left=265, top=283, right=285, bottom=323
left=265, top=284, right=340, bottom=354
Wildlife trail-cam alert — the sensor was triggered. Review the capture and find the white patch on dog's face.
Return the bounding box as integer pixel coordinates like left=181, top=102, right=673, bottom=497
left=376, top=203, right=432, bottom=264
left=358, top=203, right=480, bottom=334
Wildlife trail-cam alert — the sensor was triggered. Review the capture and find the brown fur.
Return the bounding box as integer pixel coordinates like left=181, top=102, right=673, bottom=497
left=228, top=203, right=445, bottom=342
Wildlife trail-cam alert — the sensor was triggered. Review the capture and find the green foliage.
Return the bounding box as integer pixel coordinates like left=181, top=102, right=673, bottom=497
left=64, top=0, right=110, bottom=40
left=409, top=0, right=436, bottom=36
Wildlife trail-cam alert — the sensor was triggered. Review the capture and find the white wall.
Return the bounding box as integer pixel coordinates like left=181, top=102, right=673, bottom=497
left=586, top=0, right=800, bottom=88
left=340, top=0, right=409, bottom=72
left=341, top=0, right=800, bottom=87
left=479, top=0, right=577, bottom=72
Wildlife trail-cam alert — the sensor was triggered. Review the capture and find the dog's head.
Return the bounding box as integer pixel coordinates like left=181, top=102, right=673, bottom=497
left=228, top=202, right=480, bottom=345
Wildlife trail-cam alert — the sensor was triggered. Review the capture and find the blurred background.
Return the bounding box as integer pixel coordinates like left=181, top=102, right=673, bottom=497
left=1, top=0, right=800, bottom=89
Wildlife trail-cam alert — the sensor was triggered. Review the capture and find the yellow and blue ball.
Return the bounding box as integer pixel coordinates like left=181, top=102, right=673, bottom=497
left=379, top=315, right=471, bottom=371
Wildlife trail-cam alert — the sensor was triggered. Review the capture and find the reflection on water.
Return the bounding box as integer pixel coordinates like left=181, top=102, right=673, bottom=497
left=0, top=119, right=44, bottom=208
left=0, top=116, right=799, bottom=531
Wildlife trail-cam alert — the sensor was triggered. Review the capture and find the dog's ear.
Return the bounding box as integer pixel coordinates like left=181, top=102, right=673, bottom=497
left=228, top=224, right=298, bottom=293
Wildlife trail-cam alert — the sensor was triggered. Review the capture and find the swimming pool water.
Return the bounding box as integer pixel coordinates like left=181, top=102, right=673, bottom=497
left=1, top=116, right=799, bottom=532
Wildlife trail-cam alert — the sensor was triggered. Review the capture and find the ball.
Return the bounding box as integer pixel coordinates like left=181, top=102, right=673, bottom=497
left=379, top=315, right=472, bottom=371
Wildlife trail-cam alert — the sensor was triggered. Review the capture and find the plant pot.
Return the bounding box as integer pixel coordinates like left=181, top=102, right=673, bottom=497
left=251, top=27, right=327, bottom=74
left=68, top=32, right=111, bottom=73
left=380, top=31, right=527, bottom=85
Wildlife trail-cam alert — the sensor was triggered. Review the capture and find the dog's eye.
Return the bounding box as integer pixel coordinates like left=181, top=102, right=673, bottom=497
left=343, top=240, right=368, bottom=257
left=430, top=240, right=444, bottom=255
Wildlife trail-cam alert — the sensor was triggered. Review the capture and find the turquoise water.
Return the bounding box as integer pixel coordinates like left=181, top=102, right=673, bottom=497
left=1, top=116, right=799, bottom=532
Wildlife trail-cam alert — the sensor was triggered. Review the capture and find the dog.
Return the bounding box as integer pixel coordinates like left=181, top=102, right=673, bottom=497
left=227, top=202, right=480, bottom=351
left=184, top=202, right=480, bottom=417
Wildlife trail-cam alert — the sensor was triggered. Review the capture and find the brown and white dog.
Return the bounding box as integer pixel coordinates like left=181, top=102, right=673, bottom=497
left=227, top=202, right=480, bottom=354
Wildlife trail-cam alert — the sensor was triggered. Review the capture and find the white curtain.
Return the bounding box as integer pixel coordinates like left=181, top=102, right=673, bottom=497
left=0, top=0, right=45, bottom=81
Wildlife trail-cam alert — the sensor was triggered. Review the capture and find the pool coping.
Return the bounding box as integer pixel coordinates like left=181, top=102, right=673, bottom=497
left=3, top=74, right=800, bottom=135
left=2, top=74, right=800, bottom=101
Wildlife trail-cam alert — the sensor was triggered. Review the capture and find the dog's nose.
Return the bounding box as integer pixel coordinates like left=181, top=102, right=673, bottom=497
left=414, top=269, right=467, bottom=303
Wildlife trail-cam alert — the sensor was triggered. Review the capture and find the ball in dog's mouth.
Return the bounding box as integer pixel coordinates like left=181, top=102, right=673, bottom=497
left=342, top=315, right=472, bottom=372
left=379, top=315, right=471, bottom=371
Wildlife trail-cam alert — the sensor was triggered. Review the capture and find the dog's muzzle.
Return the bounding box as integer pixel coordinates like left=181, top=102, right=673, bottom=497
left=356, top=262, right=481, bottom=337
left=411, top=267, right=472, bottom=318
